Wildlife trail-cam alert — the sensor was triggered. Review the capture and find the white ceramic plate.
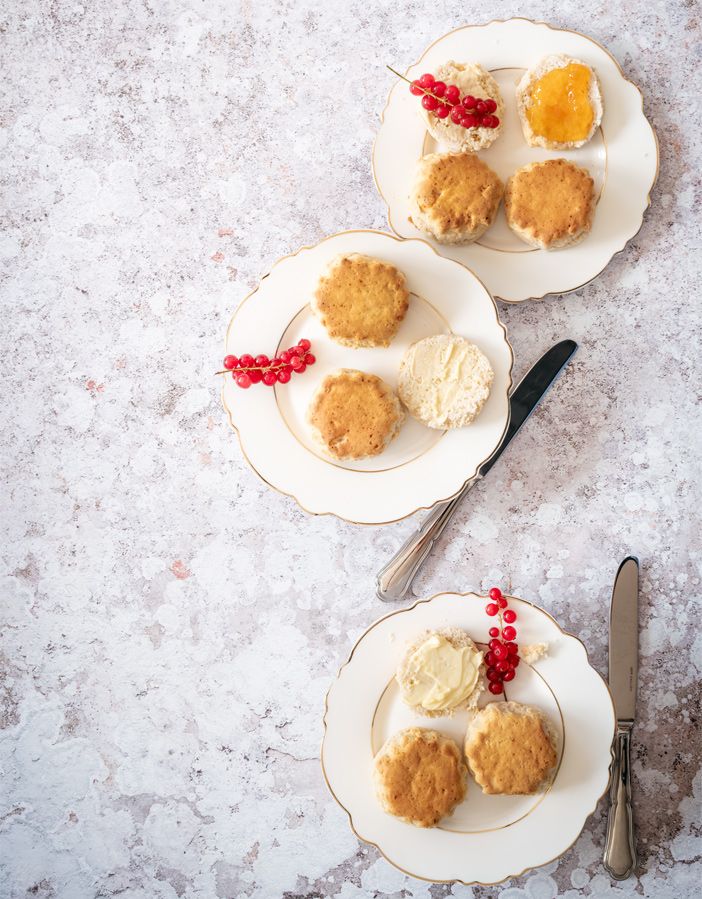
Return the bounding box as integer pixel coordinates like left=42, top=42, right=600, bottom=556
left=222, top=231, right=512, bottom=525
left=322, top=591, right=615, bottom=884
left=373, top=18, right=659, bottom=303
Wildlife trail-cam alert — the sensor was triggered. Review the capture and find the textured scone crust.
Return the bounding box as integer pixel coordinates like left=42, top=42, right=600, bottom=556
left=516, top=54, right=603, bottom=150
left=312, top=254, right=409, bottom=347
left=396, top=627, right=484, bottom=718
left=505, top=159, right=595, bottom=250
left=374, top=727, right=467, bottom=827
left=307, top=369, right=404, bottom=461
left=410, top=153, right=504, bottom=244
left=398, top=334, right=494, bottom=429
left=419, top=62, right=504, bottom=152
left=464, top=701, right=559, bottom=795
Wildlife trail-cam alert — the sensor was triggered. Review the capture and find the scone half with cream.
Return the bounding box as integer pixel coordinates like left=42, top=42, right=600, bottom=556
left=312, top=254, right=409, bottom=348
left=465, top=701, right=559, bottom=795
left=398, top=334, right=494, bottom=430
left=374, top=727, right=467, bottom=827
left=419, top=61, right=504, bottom=152
left=516, top=55, right=602, bottom=150
left=410, top=152, right=504, bottom=244
left=396, top=627, right=484, bottom=718
left=307, top=369, right=404, bottom=461
left=505, top=159, right=595, bottom=250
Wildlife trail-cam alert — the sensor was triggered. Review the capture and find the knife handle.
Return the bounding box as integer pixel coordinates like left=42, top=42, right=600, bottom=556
left=375, top=480, right=477, bottom=602
left=603, top=722, right=636, bottom=880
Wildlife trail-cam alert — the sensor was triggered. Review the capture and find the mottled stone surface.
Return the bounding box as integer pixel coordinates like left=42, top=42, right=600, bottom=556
left=1, top=1, right=700, bottom=897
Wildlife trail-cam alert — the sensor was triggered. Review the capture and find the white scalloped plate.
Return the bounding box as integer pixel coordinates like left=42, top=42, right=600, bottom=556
left=222, top=231, right=512, bottom=525
left=322, top=592, right=615, bottom=884
left=373, top=19, right=658, bottom=303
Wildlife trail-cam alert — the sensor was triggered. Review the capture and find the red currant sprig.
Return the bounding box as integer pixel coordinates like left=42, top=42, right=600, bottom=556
left=484, top=586, right=519, bottom=695
left=387, top=66, right=500, bottom=130
left=218, top=339, right=316, bottom=389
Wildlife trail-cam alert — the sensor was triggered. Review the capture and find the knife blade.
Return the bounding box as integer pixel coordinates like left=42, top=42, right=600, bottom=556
left=603, top=556, right=639, bottom=880
left=376, top=339, right=578, bottom=602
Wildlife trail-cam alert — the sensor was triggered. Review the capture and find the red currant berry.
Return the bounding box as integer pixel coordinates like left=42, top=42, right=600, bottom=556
left=432, top=81, right=447, bottom=98
left=488, top=626, right=499, bottom=638
left=489, top=638, right=501, bottom=651
left=484, top=650, right=496, bottom=667
left=434, top=103, right=450, bottom=119
left=421, top=94, right=439, bottom=111
left=503, top=668, right=516, bottom=682
left=248, top=370, right=263, bottom=384
left=493, top=643, right=509, bottom=661
left=295, top=362, right=307, bottom=374
left=489, top=587, right=502, bottom=601
left=223, top=355, right=238, bottom=370
left=290, top=356, right=304, bottom=371
left=236, top=373, right=251, bottom=389
left=280, top=350, right=291, bottom=363
left=304, top=353, right=316, bottom=365
left=418, top=73, right=435, bottom=89
left=511, top=655, right=520, bottom=668
left=489, top=115, right=500, bottom=128
left=462, top=94, right=476, bottom=109
left=450, top=106, right=464, bottom=124
left=484, top=98, right=497, bottom=113
left=503, top=609, right=517, bottom=624
left=262, top=371, right=277, bottom=386
left=487, top=667, right=501, bottom=682
left=496, top=659, right=511, bottom=673
left=488, top=681, right=504, bottom=695
left=485, top=602, right=498, bottom=616
left=475, top=100, right=487, bottom=114
left=289, top=345, right=304, bottom=356
left=276, top=369, right=291, bottom=384
left=502, top=625, right=517, bottom=641
left=410, top=80, right=423, bottom=96
left=271, top=357, right=282, bottom=367
left=497, top=597, right=508, bottom=609
left=298, top=338, right=311, bottom=352
left=255, top=354, right=270, bottom=367
left=462, top=114, right=479, bottom=129
left=505, top=641, right=518, bottom=656
left=239, top=354, right=254, bottom=368
left=445, top=84, right=460, bottom=104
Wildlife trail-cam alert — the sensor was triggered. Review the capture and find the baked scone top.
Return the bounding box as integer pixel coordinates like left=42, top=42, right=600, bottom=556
left=505, top=159, right=594, bottom=247
left=465, top=701, right=558, bottom=795
left=307, top=369, right=403, bottom=461
left=375, top=727, right=466, bottom=827
left=313, top=254, right=409, bottom=347
left=413, top=153, right=504, bottom=239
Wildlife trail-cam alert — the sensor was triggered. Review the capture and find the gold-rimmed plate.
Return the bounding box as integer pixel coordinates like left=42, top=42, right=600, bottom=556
left=322, top=591, right=615, bottom=884
left=373, top=19, right=658, bottom=302
left=222, top=230, right=513, bottom=525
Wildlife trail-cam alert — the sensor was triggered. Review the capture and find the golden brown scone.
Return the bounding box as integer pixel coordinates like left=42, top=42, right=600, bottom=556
left=410, top=153, right=504, bottom=244
left=464, top=701, right=558, bottom=795
left=312, top=254, right=409, bottom=347
left=505, top=159, right=595, bottom=250
left=307, top=369, right=404, bottom=461
left=374, top=728, right=467, bottom=827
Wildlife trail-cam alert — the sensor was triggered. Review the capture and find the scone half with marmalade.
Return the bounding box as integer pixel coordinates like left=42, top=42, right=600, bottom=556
left=312, top=254, right=409, bottom=347
left=396, top=628, right=484, bottom=718
left=516, top=55, right=602, bottom=150
left=505, top=159, right=595, bottom=250
left=419, top=61, right=504, bottom=152
left=465, top=701, right=559, bottom=795
left=410, top=152, right=504, bottom=244
left=374, top=727, right=467, bottom=827
left=398, top=334, right=494, bottom=430
left=307, top=369, right=404, bottom=461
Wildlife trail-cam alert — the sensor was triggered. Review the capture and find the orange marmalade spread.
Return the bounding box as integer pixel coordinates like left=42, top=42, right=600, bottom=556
left=526, top=63, right=594, bottom=143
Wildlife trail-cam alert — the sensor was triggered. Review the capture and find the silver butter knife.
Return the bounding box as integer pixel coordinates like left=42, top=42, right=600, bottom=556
left=603, top=556, right=639, bottom=880
left=376, top=339, right=578, bottom=602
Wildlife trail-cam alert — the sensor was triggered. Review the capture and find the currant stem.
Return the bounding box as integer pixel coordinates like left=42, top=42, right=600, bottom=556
left=386, top=64, right=452, bottom=107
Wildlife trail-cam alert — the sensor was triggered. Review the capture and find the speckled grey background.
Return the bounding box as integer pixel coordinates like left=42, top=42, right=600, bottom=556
left=1, top=1, right=700, bottom=897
